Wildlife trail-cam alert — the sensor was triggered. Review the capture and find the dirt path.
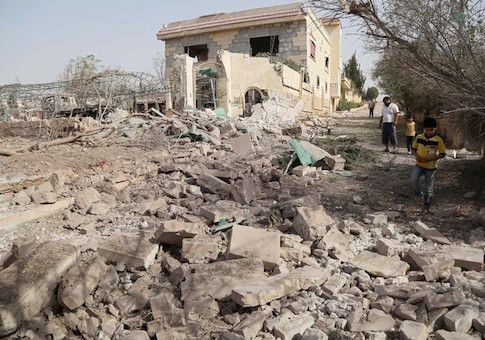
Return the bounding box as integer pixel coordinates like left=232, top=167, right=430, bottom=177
left=324, top=104, right=485, bottom=242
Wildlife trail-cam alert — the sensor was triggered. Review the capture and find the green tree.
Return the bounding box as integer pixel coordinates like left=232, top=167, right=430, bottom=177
left=343, top=52, right=366, bottom=94
left=366, top=87, right=379, bottom=100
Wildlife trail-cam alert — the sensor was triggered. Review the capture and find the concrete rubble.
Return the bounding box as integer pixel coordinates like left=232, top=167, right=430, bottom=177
left=0, top=106, right=484, bottom=339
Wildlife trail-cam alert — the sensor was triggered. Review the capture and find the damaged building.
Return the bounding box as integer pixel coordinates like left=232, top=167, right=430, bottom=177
left=157, top=3, right=343, bottom=116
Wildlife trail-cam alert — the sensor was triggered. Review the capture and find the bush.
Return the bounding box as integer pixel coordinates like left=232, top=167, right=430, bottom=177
left=336, top=100, right=361, bottom=111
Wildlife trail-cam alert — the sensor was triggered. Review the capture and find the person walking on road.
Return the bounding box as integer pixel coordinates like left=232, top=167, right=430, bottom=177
left=368, top=99, right=376, bottom=117
left=379, top=96, right=399, bottom=153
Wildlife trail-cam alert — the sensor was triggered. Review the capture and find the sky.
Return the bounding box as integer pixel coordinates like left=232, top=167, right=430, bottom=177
left=0, top=0, right=377, bottom=87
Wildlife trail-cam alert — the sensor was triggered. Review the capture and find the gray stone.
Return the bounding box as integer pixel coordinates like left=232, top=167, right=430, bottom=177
left=424, top=291, right=467, bottom=311
left=350, top=251, right=409, bottom=278
left=376, top=238, right=410, bottom=257
left=231, top=178, right=256, bottom=205
left=394, top=303, right=418, bottom=321
left=232, top=266, right=329, bottom=307
left=472, top=312, right=485, bottom=333
left=322, top=273, right=347, bottom=296
left=301, top=328, right=328, bottom=340
left=443, top=303, right=479, bottom=332
left=435, top=330, right=478, bottom=340
left=400, top=320, right=428, bottom=340
left=230, top=134, right=253, bottom=157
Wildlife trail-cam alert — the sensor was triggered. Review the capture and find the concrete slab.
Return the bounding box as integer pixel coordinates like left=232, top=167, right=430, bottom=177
left=230, top=134, right=253, bottom=157
left=293, top=205, right=333, bottom=241
left=230, top=178, right=256, bottom=205
left=322, top=273, right=347, bottom=296
left=443, top=303, right=479, bottom=332
left=181, top=237, right=219, bottom=263
left=154, top=220, right=201, bottom=246
left=181, top=258, right=265, bottom=301
left=197, top=173, right=232, bottom=194
left=273, top=312, right=315, bottom=340
left=441, top=245, right=484, bottom=271
left=350, top=251, right=410, bottom=278
left=97, top=233, right=158, bottom=269
left=0, top=242, right=79, bottom=336
left=413, top=221, right=451, bottom=245
left=226, top=224, right=280, bottom=270
left=376, top=238, right=410, bottom=257
left=435, top=330, right=478, bottom=340
left=58, top=253, right=107, bottom=310
left=400, top=320, right=428, bottom=340
left=233, top=308, right=272, bottom=339
left=231, top=266, right=329, bottom=307
left=424, top=291, right=467, bottom=311
left=0, top=197, right=74, bottom=230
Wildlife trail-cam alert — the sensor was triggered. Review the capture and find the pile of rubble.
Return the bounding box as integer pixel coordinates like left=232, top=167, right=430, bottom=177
left=0, top=105, right=484, bottom=340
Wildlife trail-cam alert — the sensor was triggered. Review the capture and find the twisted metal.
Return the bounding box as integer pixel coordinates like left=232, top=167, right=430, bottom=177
left=0, top=71, right=170, bottom=120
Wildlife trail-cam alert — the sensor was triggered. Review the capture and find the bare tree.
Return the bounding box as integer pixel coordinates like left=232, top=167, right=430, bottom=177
left=153, top=51, right=165, bottom=83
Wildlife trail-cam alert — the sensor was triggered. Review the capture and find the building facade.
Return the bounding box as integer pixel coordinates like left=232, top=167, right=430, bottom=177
left=157, top=3, right=343, bottom=116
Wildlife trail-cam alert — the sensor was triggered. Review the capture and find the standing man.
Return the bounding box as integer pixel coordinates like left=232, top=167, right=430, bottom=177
left=368, top=99, right=376, bottom=117
left=379, top=96, right=399, bottom=153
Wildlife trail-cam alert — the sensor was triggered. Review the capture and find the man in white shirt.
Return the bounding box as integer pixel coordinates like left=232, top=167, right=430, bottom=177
left=379, top=96, right=399, bottom=153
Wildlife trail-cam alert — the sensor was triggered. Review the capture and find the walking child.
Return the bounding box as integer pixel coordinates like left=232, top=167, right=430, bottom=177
left=410, top=117, right=446, bottom=211
left=405, top=116, right=416, bottom=155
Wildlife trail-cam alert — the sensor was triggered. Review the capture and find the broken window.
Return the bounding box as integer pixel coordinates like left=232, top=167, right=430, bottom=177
left=316, top=76, right=320, bottom=88
left=303, top=69, right=310, bottom=84
left=310, top=41, right=316, bottom=60
left=325, top=57, right=329, bottom=69
left=325, top=82, right=328, bottom=93
left=184, top=44, right=208, bottom=62
left=250, top=36, right=279, bottom=56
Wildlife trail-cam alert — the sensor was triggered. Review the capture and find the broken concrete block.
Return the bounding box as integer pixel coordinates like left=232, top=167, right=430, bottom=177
left=0, top=197, right=74, bottom=230
left=226, top=224, right=280, bottom=270
left=233, top=308, right=272, bottom=339
left=197, top=173, right=232, bottom=194
left=58, top=253, right=107, bottom=310
left=350, top=251, right=409, bottom=278
left=150, top=290, right=179, bottom=319
left=400, top=320, right=428, bottom=340
left=199, top=204, right=250, bottom=223
left=88, top=201, right=111, bottom=215
left=230, top=178, right=256, bottom=205
left=427, top=307, right=448, bottom=331
left=97, top=233, right=158, bottom=269
left=322, top=273, right=347, bottom=296
left=184, top=297, right=219, bottom=319
left=31, top=190, right=57, bottom=204
left=119, top=330, right=150, bottom=340
left=280, top=247, right=303, bottom=264
left=441, top=245, right=484, bottom=271
left=75, top=187, right=101, bottom=211
left=413, top=220, right=451, bottom=245
left=472, top=312, right=485, bottom=333
left=348, top=308, right=395, bottom=332
left=273, top=312, right=315, bottom=340
left=424, top=291, right=467, bottom=310
left=434, top=329, right=478, bottom=340
left=371, top=296, right=394, bottom=314
left=408, top=247, right=454, bottom=281
left=301, top=328, right=328, bottom=340
left=293, top=205, right=333, bottom=241
left=230, top=134, right=253, bottom=157
left=181, top=258, right=265, bottom=301
left=394, top=303, right=418, bottom=321
left=0, top=242, right=79, bottom=337
left=443, top=303, right=479, bottom=332
left=319, top=227, right=354, bottom=262
left=154, top=220, right=201, bottom=246
left=376, top=238, right=410, bottom=257
left=281, top=234, right=311, bottom=255
left=181, top=237, right=218, bottom=263
left=346, top=203, right=370, bottom=216
left=231, top=266, right=329, bottom=307
left=325, top=155, right=345, bottom=171
left=292, top=166, right=317, bottom=177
